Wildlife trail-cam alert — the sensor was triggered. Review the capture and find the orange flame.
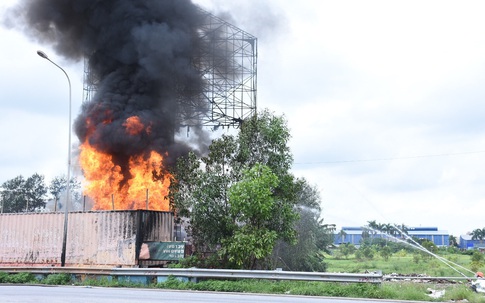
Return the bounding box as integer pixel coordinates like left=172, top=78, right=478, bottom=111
left=79, top=115, right=172, bottom=211
left=123, top=116, right=145, bottom=135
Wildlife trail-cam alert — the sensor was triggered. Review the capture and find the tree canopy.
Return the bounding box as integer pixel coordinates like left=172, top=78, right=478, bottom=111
left=171, top=110, right=331, bottom=270
left=272, top=180, right=333, bottom=272
left=1, top=174, right=47, bottom=213
left=221, top=164, right=280, bottom=269
left=471, top=228, right=485, bottom=243
left=1, top=173, right=82, bottom=213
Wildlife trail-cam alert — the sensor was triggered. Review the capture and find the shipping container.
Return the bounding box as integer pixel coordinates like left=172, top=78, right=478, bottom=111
left=0, top=210, right=175, bottom=267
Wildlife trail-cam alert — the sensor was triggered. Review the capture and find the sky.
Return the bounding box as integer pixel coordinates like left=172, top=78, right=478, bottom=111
left=1, top=0, right=485, bottom=237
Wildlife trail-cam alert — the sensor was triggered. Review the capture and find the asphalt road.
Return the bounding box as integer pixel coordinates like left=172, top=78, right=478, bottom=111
left=0, top=285, right=420, bottom=303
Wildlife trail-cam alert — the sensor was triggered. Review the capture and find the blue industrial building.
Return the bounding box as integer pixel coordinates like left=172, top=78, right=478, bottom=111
left=334, top=226, right=450, bottom=247
left=458, top=234, right=485, bottom=250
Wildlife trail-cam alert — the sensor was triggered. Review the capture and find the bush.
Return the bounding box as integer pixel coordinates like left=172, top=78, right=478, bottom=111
left=338, top=243, right=356, bottom=259
left=361, top=246, right=375, bottom=260
left=0, top=272, right=9, bottom=283
left=380, top=246, right=392, bottom=261
left=42, top=273, right=72, bottom=285
left=6, top=272, right=36, bottom=284
left=446, top=246, right=460, bottom=254
left=156, top=275, right=189, bottom=290
left=355, top=250, right=363, bottom=261
left=447, top=254, right=458, bottom=263
left=471, top=251, right=484, bottom=263
left=175, top=254, right=222, bottom=269
left=81, top=277, right=114, bottom=287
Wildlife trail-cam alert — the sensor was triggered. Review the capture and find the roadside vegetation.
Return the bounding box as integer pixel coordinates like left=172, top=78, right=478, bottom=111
left=2, top=271, right=485, bottom=302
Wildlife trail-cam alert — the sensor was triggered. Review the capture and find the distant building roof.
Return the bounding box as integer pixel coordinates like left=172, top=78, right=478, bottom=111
left=459, top=235, right=485, bottom=241
left=340, top=226, right=448, bottom=235
left=408, top=227, right=438, bottom=232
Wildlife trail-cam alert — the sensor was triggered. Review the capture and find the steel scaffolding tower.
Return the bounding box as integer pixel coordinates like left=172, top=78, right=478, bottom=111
left=83, top=9, right=257, bottom=130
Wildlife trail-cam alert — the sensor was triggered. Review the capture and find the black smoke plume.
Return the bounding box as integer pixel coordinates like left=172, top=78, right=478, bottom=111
left=9, top=0, right=209, bottom=176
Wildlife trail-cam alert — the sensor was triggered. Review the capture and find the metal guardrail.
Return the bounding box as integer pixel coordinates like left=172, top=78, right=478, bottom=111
left=0, top=267, right=383, bottom=284
left=384, top=275, right=472, bottom=281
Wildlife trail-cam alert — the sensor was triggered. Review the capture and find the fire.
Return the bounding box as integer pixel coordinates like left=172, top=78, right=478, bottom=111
left=79, top=116, right=172, bottom=211
left=123, top=116, right=145, bottom=135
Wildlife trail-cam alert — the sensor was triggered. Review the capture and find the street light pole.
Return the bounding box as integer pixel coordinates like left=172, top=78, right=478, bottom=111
left=0, top=189, right=4, bottom=214
left=37, top=50, right=72, bottom=267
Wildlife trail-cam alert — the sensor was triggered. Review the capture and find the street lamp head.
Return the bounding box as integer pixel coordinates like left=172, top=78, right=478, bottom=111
left=37, top=50, right=48, bottom=60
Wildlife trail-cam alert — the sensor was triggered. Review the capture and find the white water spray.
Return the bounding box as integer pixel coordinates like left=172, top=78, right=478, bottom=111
left=365, top=225, right=474, bottom=278
left=391, top=224, right=474, bottom=278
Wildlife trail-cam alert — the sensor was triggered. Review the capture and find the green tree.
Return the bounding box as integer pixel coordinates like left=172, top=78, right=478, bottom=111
left=237, top=110, right=299, bottom=244
left=419, top=239, right=437, bottom=259
left=470, top=251, right=484, bottom=272
left=449, top=235, right=458, bottom=247
left=367, top=220, right=378, bottom=230
left=380, top=245, right=392, bottom=261
left=355, top=249, right=364, bottom=261
left=1, top=174, right=47, bottom=213
left=1, top=176, right=25, bottom=213
left=171, top=110, right=303, bottom=269
left=384, top=223, right=396, bottom=236
left=361, top=245, right=375, bottom=260
left=367, top=220, right=379, bottom=235
left=471, top=228, right=485, bottom=244
left=338, top=243, right=356, bottom=259
left=361, top=229, right=370, bottom=242
left=237, top=110, right=292, bottom=178
left=395, top=223, right=409, bottom=239
left=272, top=180, right=331, bottom=272
left=49, top=175, right=82, bottom=210
left=338, top=229, right=347, bottom=244
left=171, top=139, right=239, bottom=253
left=220, top=164, right=280, bottom=269
left=471, top=251, right=484, bottom=263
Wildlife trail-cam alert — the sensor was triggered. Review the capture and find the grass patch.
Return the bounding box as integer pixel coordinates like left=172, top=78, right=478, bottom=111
left=156, top=277, right=384, bottom=298
left=380, top=283, right=431, bottom=301
left=79, top=276, right=150, bottom=288
left=443, top=284, right=485, bottom=303
left=155, top=277, right=485, bottom=302
left=325, top=252, right=477, bottom=276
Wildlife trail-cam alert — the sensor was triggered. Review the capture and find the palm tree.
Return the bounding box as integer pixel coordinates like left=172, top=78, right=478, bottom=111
left=338, top=229, right=347, bottom=244
left=367, top=220, right=378, bottom=230
left=383, top=223, right=394, bottom=236
left=449, top=235, right=458, bottom=247
left=367, top=220, right=380, bottom=238
left=396, top=223, right=409, bottom=239
left=471, top=228, right=485, bottom=244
